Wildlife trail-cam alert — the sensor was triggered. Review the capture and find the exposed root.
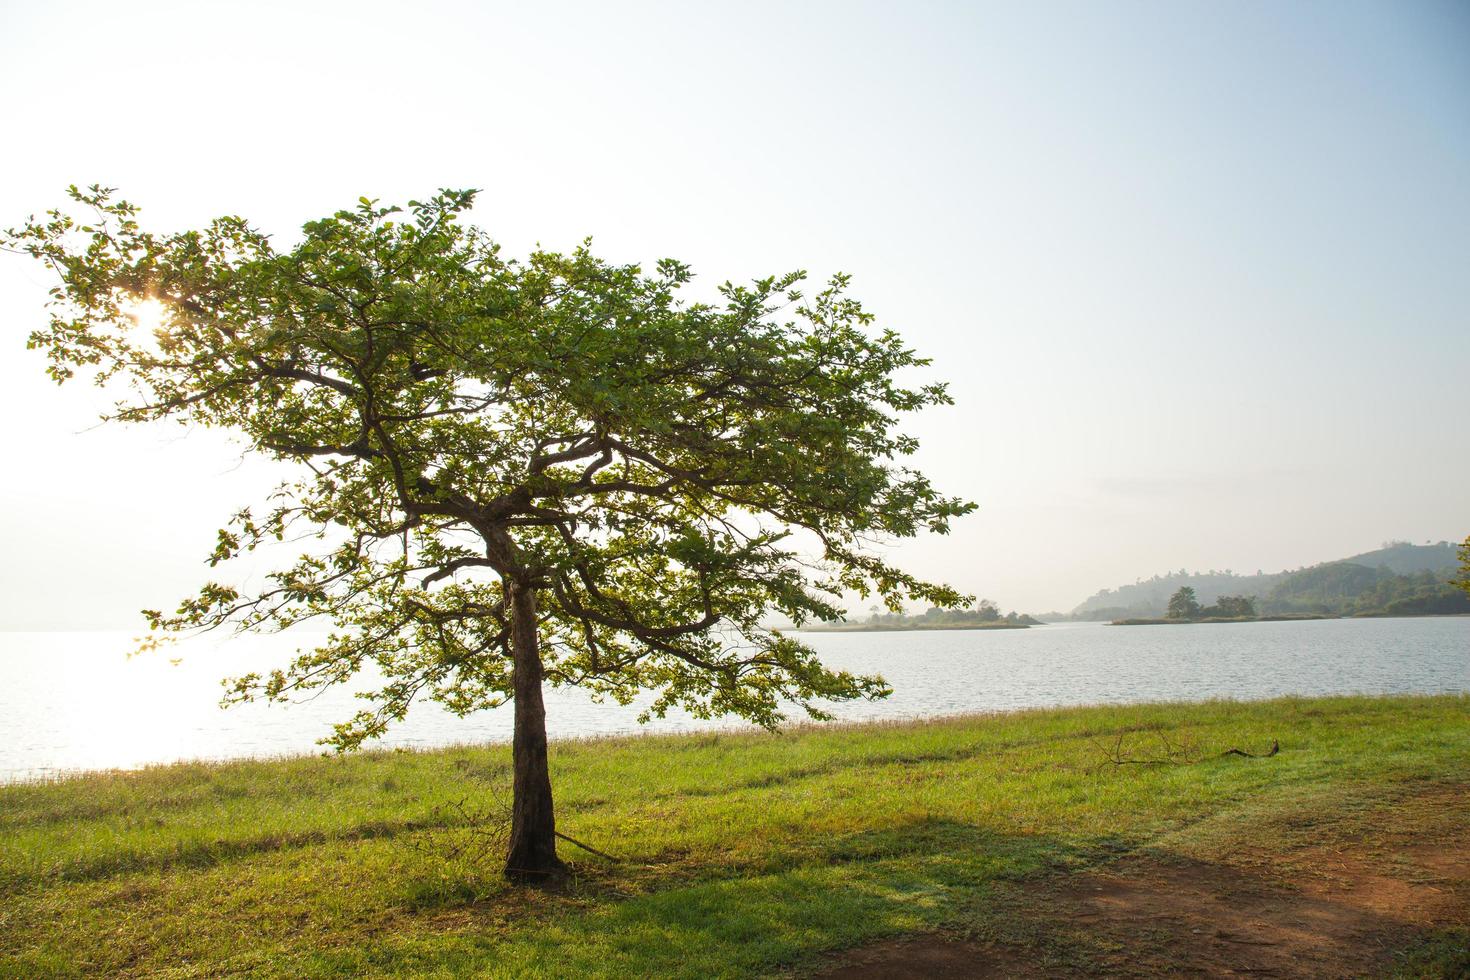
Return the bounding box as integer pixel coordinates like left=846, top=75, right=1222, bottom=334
left=555, top=830, right=622, bottom=863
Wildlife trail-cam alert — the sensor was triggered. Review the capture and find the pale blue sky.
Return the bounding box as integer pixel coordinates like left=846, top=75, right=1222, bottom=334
left=1, top=0, right=1466, bottom=626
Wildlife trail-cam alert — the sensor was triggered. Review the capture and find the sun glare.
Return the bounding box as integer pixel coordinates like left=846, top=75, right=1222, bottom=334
left=126, top=298, right=167, bottom=335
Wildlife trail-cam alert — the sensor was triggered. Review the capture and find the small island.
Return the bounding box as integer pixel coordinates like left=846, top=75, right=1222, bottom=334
left=1110, top=589, right=1255, bottom=625
left=804, top=601, right=1040, bottom=632
left=1112, top=589, right=1297, bottom=625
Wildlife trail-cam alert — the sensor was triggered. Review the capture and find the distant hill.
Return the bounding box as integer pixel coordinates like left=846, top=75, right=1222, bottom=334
left=1069, top=539, right=1462, bottom=620
left=1262, top=559, right=1469, bottom=618
left=1342, top=541, right=1459, bottom=576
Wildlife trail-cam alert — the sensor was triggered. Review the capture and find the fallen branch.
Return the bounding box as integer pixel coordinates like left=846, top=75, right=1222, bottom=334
left=555, top=831, right=621, bottom=863
left=1093, top=728, right=1203, bottom=770
left=1220, top=740, right=1279, bottom=759
left=1094, top=730, right=1280, bottom=770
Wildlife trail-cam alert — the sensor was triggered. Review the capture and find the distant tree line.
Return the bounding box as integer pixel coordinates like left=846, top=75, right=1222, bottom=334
left=1069, top=541, right=1461, bottom=620
left=863, top=601, right=1040, bottom=628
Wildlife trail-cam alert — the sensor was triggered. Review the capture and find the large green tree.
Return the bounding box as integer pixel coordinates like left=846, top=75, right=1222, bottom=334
left=6, top=187, right=973, bottom=879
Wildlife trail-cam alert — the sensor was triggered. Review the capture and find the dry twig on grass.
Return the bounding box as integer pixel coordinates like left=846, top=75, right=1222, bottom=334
left=403, top=794, right=512, bottom=867
left=1093, top=730, right=1279, bottom=771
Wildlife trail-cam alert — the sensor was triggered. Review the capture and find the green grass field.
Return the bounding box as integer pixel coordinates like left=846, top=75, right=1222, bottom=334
left=2, top=694, right=1466, bottom=977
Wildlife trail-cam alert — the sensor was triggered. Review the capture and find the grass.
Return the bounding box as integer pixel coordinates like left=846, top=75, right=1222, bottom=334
left=1, top=693, right=1466, bottom=977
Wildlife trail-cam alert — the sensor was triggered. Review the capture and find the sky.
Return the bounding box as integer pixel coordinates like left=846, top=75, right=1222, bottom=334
left=0, top=0, right=1466, bottom=629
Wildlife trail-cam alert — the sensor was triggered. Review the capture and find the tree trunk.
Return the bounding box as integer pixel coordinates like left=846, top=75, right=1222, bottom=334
left=503, top=581, right=566, bottom=882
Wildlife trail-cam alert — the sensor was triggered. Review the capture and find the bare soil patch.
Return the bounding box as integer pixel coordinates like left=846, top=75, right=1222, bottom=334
left=813, top=785, right=1469, bottom=978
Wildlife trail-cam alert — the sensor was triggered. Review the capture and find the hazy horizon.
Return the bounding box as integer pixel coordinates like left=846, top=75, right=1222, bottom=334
left=2, top=0, right=1467, bottom=629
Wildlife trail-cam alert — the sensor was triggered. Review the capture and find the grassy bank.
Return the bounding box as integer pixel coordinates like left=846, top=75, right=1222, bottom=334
left=2, top=694, right=1467, bottom=977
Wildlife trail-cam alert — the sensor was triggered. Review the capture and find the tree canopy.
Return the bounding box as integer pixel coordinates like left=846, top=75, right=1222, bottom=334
left=1199, top=595, right=1255, bottom=618
left=1166, top=586, right=1201, bottom=620
left=6, top=186, right=974, bottom=876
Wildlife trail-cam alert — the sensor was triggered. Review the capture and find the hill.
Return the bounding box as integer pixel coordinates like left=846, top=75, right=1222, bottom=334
left=1343, top=540, right=1460, bottom=576
left=1070, top=539, right=1463, bottom=620
left=1264, top=560, right=1469, bottom=618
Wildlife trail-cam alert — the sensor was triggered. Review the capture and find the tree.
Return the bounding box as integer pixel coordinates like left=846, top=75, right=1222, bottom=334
left=1166, top=586, right=1201, bottom=620
left=1456, top=535, right=1470, bottom=598
left=5, top=187, right=974, bottom=880
left=1204, top=594, right=1256, bottom=618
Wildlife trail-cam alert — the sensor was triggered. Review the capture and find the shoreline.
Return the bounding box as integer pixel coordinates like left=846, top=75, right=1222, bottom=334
left=799, top=622, right=1031, bottom=633
left=7, top=689, right=1467, bottom=788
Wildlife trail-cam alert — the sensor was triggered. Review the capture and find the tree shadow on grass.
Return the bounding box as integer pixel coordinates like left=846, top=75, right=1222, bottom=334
left=299, top=819, right=1114, bottom=979
left=301, top=796, right=1470, bottom=980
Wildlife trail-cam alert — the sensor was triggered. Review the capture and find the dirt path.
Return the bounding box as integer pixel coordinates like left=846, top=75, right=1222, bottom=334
left=812, top=784, right=1469, bottom=978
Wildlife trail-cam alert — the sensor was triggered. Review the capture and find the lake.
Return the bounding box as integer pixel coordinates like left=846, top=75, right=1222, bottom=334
left=1, top=616, right=1465, bottom=782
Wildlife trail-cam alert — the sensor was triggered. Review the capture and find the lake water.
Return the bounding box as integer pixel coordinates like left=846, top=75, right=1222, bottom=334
left=1, top=617, right=1465, bottom=782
